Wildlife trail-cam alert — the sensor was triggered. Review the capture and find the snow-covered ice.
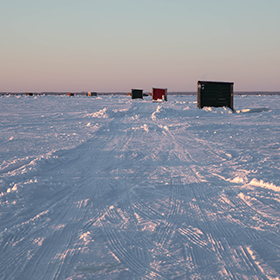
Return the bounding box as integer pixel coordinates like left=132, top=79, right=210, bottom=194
left=0, top=94, right=280, bottom=279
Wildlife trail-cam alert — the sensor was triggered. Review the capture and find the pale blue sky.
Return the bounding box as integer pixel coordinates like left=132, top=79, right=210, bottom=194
left=1, top=0, right=279, bottom=92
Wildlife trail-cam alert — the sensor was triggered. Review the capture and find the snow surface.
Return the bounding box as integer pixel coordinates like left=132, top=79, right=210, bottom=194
left=0, top=94, right=280, bottom=280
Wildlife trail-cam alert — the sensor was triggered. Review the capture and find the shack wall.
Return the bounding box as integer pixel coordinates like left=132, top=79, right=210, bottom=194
left=197, top=81, right=234, bottom=110
left=152, top=88, right=167, bottom=101
left=131, top=89, right=143, bottom=99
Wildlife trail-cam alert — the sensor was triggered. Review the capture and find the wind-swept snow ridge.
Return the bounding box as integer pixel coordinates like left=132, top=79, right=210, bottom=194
left=0, top=94, right=280, bottom=279
left=248, top=178, right=280, bottom=192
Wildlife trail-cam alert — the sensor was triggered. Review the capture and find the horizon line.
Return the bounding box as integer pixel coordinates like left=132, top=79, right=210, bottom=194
left=1, top=91, right=280, bottom=96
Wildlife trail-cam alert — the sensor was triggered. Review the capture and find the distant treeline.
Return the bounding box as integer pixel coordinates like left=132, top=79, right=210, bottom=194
left=1, top=92, right=280, bottom=96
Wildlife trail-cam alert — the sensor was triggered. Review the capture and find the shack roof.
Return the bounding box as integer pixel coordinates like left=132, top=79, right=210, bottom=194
left=198, top=81, right=234, bottom=85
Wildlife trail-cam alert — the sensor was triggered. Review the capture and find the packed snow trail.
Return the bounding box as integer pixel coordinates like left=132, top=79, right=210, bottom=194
left=0, top=95, right=280, bottom=279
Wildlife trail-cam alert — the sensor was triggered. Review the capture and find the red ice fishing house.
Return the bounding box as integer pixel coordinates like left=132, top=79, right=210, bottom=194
left=152, top=88, right=167, bottom=101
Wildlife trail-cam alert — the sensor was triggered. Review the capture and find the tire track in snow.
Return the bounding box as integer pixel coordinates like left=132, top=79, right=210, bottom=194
left=0, top=121, right=122, bottom=279
left=89, top=108, right=173, bottom=278
left=212, top=189, right=278, bottom=277
left=152, top=178, right=184, bottom=247
left=102, top=227, right=166, bottom=279
left=235, top=246, right=269, bottom=279
left=75, top=112, right=166, bottom=277
left=172, top=161, right=271, bottom=277
left=192, top=179, right=278, bottom=277
left=130, top=195, right=164, bottom=223
left=165, top=123, right=263, bottom=277
left=209, top=193, right=266, bottom=245
left=147, top=124, right=225, bottom=273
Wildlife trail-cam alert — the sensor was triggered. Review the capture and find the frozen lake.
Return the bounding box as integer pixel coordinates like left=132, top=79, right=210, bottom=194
left=0, top=94, right=280, bottom=279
